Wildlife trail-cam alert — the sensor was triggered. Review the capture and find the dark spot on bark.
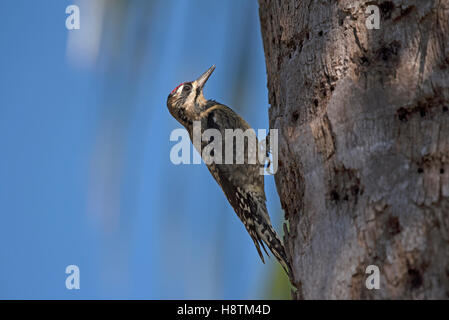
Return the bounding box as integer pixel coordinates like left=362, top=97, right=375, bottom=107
left=377, top=41, right=401, bottom=61
left=408, top=268, right=423, bottom=289
left=331, top=190, right=340, bottom=201
left=360, top=55, right=370, bottom=66
left=417, top=168, right=424, bottom=173
left=441, top=168, right=445, bottom=174
left=330, top=85, right=335, bottom=91
left=443, top=106, right=448, bottom=112
left=313, top=99, right=319, bottom=107
left=319, top=82, right=327, bottom=97
left=379, top=1, right=395, bottom=19
left=281, top=31, right=308, bottom=63
left=292, top=111, right=299, bottom=122
left=339, top=18, right=344, bottom=26
left=318, top=30, right=323, bottom=37
left=329, top=167, right=362, bottom=205
left=396, top=97, right=447, bottom=122
left=395, top=5, right=415, bottom=21
left=419, top=107, right=426, bottom=117
left=397, top=107, right=408, bottom=122
left=387, top=216, right=401, bottom=236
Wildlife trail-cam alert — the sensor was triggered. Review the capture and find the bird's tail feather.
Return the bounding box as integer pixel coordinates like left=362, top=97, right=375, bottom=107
left=262, top=225, right=292, bottom=277
left=254, top=205, right=292, bottom=277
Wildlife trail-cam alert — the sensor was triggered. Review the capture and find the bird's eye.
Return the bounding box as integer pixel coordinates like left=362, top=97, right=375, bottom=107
left=183, top=84, right=192, bottom=92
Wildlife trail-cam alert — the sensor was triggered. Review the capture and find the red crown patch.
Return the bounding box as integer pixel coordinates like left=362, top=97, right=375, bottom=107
left=171, top=83, right=184, bottom=94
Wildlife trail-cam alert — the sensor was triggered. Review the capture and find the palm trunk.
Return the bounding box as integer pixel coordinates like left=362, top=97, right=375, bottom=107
left=258, top=0, right=449, bottom=299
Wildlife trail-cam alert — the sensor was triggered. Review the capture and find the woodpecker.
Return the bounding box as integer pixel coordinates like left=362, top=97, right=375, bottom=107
left=167, top=65, right=292, bottom=277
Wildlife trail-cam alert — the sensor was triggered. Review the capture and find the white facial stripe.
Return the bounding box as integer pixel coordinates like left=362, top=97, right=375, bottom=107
left=185, top=82, right=198, bottom=106
left=177, top=84, right=184, bottom=94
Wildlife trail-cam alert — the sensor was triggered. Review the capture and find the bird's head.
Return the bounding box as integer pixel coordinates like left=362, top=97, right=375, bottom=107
left=167, top=65, right=215, bottom=128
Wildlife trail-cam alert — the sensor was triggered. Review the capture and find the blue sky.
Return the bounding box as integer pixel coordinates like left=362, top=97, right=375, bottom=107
left=0, top=0, right=286, bottom=299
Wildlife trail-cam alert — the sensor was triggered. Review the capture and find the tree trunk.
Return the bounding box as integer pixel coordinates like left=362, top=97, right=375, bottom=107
left=258, top=0, right=449, bottom=299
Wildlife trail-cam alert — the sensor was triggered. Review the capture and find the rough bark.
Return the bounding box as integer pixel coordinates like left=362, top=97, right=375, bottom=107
left=258, top=0, right=449, bottom=299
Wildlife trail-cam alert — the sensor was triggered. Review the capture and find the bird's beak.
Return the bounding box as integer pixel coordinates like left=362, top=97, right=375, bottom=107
left=195, top=65, right=216, bottom=89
